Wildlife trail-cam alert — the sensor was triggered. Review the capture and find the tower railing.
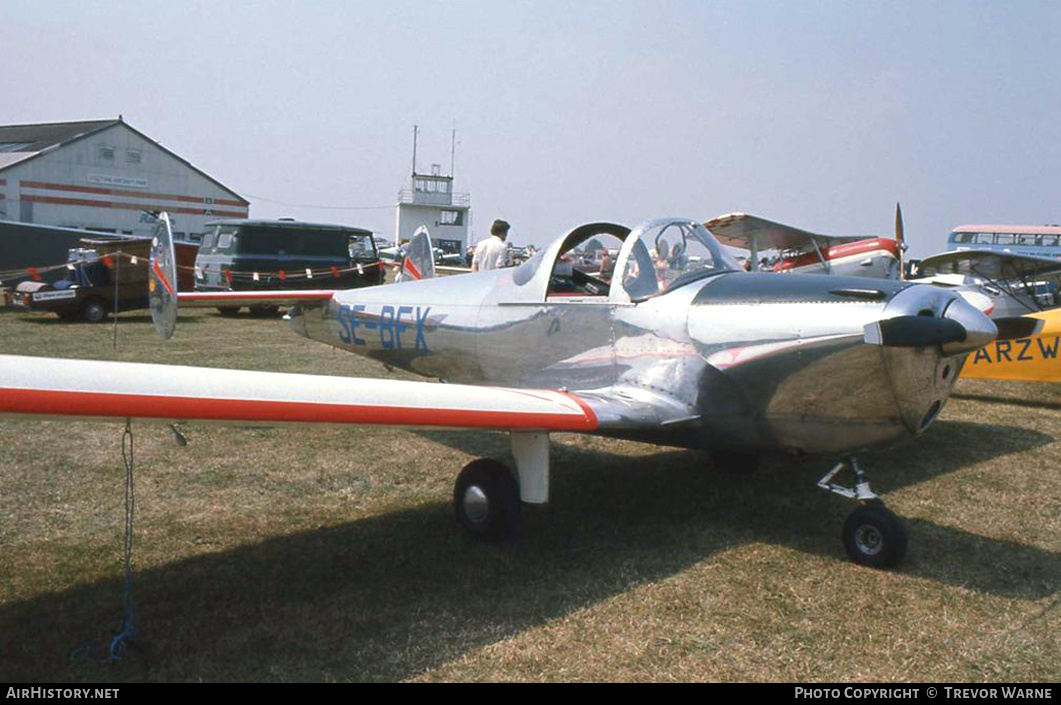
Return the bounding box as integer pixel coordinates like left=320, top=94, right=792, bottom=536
left=397, top=190, right=471, bottom=207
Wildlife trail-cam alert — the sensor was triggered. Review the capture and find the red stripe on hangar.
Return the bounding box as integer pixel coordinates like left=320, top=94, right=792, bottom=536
left=21, top=194, right=248, bottom=219
left=0, top=388, right=600, bottom=432
left=21, top=180, right=246, bottom=207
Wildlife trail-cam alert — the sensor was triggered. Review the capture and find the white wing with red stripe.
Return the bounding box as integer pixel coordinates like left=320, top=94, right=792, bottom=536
left=177, top=290, right=336, bottom=308
left=0, top=355, right=599, bottom=432
left=705, top=212, right=870, bottom=252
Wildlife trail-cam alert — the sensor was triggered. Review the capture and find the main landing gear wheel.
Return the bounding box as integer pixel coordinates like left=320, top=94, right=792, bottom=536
left=454, top=458, right=522, bottom=540
left=842, top=501, right=908, bottom=569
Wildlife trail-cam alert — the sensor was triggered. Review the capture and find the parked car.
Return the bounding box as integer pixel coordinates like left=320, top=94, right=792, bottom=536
left=194, top=218, right=383, bottom=315
left=4, top=238, right=151, bottom=322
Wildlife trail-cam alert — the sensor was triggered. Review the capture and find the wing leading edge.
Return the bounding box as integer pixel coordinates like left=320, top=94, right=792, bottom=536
left=705, top=212, right=870, bottom=252
left=0, top=355, right=598, bottom=432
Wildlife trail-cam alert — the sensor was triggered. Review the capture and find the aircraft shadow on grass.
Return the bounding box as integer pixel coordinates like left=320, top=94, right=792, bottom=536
left=1, top=420, right=1056, bottom=681
left=951, top=392, right=1061, bottom=412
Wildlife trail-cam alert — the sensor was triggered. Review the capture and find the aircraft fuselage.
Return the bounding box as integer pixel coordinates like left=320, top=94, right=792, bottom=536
left=290, top=266, right=986, bottom=457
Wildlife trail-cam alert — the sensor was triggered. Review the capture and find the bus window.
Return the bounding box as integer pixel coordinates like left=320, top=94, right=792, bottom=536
left=947, top=226, right=1061, bottom=254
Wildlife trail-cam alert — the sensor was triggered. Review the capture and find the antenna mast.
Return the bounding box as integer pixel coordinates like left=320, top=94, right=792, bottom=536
left=450, top=125, right=457, bottom=178
left=411, top=124, right=419, bottom=176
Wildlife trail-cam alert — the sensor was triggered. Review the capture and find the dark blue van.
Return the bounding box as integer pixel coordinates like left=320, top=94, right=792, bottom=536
left=195, top=218, right=383, bottom=314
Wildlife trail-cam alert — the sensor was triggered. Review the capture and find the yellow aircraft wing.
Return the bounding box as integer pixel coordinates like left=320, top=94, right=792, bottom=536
left=962, top=309, right=1061, bottom=382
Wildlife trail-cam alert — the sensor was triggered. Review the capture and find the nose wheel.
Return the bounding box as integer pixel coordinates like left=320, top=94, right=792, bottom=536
left=842, top=500, right=908, bottom=568
left=454, top=458, right=522, bottom=540
left=819, top=458, right=908, bottom=568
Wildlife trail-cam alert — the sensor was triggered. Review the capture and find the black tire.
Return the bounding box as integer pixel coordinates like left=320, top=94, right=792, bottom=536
left=842, top=502, right=908, bottom=569
left=80, top=298, right=108, bottom=323
left=217, top=306, right=241, bottom=317
left=709, top=449, right=762, bottom=473
left=249, top=304, right=280, bottom=318
left=453, top=459, right=522, bottom=540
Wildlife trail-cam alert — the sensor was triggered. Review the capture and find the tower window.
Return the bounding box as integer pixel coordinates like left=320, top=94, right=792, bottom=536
left=440, top=209, right=463, bottom=226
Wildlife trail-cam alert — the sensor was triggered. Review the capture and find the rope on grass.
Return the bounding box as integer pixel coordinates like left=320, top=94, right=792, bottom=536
left=70, top=418, right=138, bottom=664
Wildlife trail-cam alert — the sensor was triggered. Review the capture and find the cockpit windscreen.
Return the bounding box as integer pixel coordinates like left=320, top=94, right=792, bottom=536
left=622, top=220, right=741, bottom=300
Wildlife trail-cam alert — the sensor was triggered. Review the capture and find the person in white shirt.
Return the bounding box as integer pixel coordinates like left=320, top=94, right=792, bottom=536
left=472, top=219, right=510, bottom=272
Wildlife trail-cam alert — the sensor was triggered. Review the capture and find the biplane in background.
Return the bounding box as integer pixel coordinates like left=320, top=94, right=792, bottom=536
left=915, top=248, right=1061, bottom=319
left=704, top=206, right=905, bottom=280
left=911, top=248, right=1061, bottom=382
left=1, top=213, right=1025, bottom=568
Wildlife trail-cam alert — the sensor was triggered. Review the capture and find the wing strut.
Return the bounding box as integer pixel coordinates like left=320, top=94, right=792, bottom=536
left=809, top=237, right=830, bottom=273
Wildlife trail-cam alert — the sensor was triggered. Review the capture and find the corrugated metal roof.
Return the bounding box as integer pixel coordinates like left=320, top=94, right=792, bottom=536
left=0, top=153, right=36, bottom=170
left=0, top=119, right=119, bottom=153
left=0, top=118, right=248, bottom=205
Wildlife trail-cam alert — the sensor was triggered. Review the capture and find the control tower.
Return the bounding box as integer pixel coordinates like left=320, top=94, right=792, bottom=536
left=394, top=127, right=471, bottom=257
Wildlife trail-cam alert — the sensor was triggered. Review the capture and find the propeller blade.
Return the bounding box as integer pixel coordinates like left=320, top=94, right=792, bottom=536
left=864, top=315, right=966, bottom=348
left=894, top=202, right=905, bottom=280
left=994, top=316, right=1045, bottom=341
left=149, top=212, right=179, bottom=340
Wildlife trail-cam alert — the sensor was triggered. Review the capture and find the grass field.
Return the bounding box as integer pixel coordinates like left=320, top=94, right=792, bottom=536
left=0, top=306, right=1058, bottom=682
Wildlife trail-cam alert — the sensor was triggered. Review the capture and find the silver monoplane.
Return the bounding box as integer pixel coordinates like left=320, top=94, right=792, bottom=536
left=1, top=214, right=1011, bottom=568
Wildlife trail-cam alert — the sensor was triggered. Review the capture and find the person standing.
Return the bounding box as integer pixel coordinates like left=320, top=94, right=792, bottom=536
left=472, top=219, right=510, bottom=272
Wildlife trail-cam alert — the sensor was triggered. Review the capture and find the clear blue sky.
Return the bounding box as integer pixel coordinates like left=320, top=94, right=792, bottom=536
left=3, top=0, right=1058, bottom=255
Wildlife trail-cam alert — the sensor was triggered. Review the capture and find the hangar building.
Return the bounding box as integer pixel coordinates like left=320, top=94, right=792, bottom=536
left=0, top=117, right=249, bottom=243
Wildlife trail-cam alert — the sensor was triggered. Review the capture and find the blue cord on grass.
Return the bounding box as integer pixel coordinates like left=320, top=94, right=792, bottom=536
left=71, top=419, right=137, bottom=664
